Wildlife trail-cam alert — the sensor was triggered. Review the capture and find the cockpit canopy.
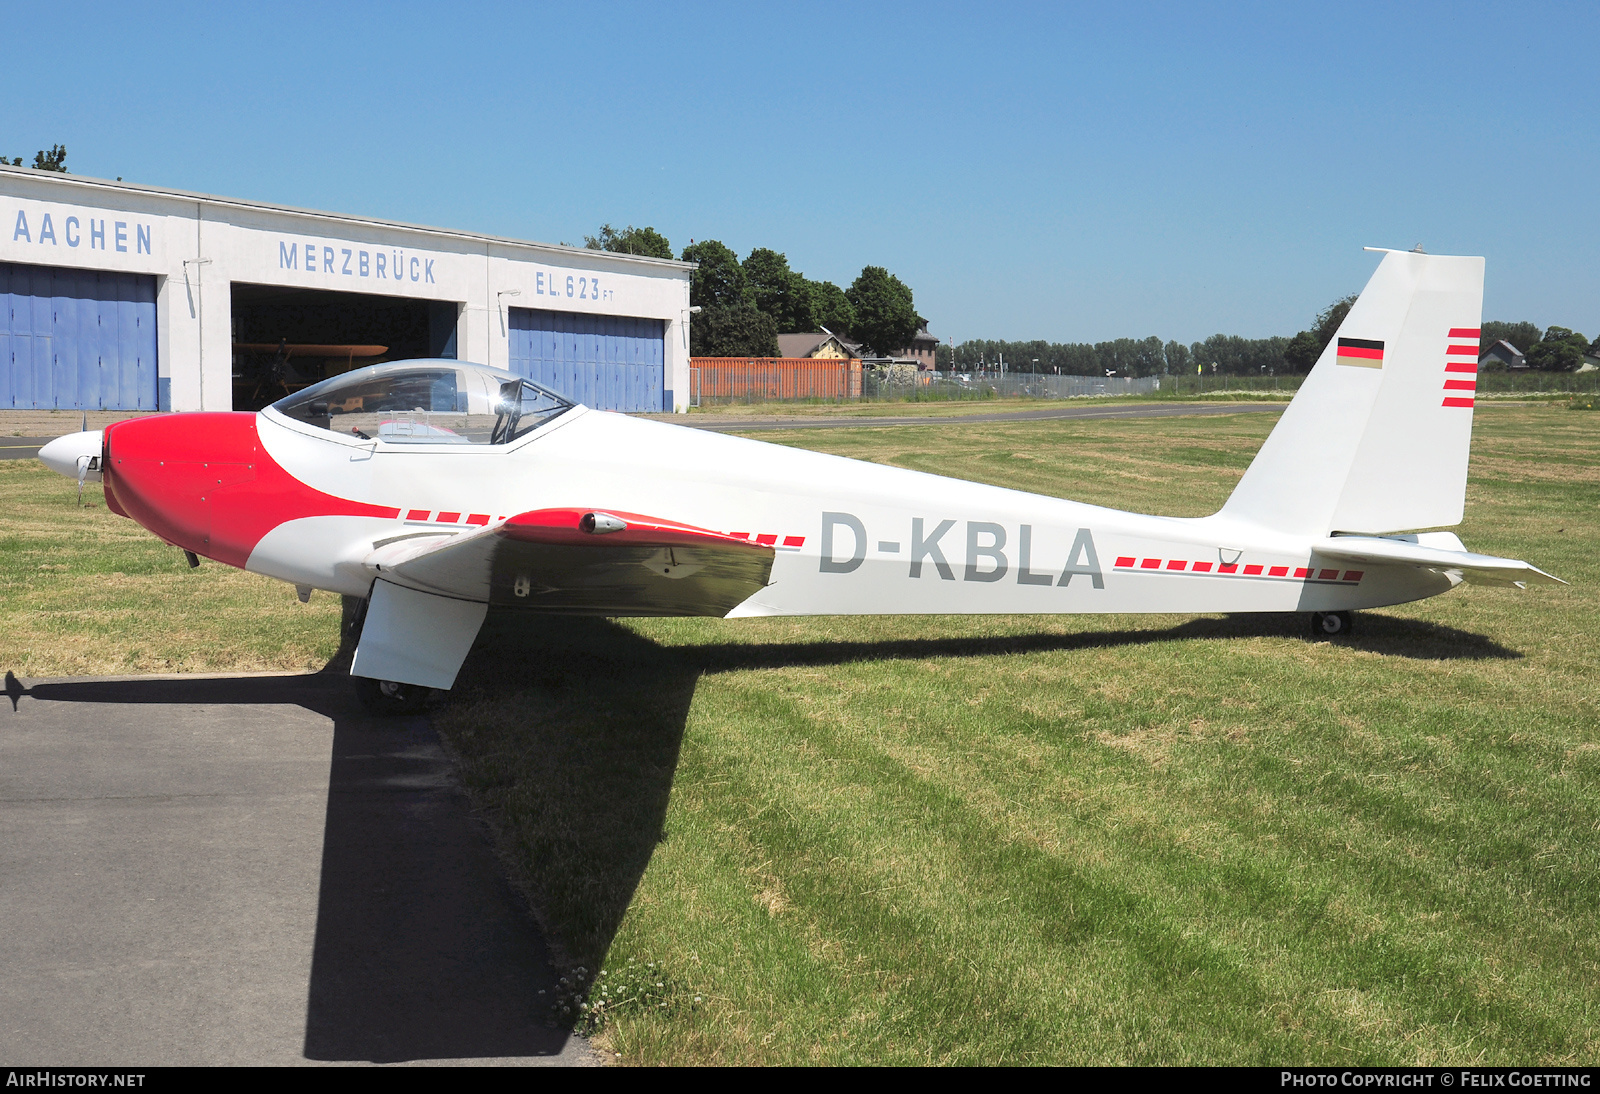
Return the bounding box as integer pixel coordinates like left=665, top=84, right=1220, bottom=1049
left=269, top=360, right=572, bottom=445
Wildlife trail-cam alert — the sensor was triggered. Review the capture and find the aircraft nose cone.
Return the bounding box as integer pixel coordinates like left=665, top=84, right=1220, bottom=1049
left=38, top=430, right=103, bottom=479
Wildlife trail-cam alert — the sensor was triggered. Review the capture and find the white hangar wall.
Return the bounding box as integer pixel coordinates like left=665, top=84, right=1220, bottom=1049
left=0, top=167, right=693, bottom=413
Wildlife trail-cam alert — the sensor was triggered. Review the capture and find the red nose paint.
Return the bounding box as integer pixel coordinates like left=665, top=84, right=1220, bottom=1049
left=103, top=414, right=399, bottom=568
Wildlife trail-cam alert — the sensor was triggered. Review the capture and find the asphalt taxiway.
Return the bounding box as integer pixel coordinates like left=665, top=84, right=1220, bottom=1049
left=0, top=671, right=596, bottom=1066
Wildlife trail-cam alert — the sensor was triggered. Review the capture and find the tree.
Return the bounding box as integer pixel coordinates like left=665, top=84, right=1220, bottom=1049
left=32, top=144, right=66, bottom=172
left=690, top=304, right=779, bottom=357
left=845, top=266, right=921, bottom=356
left=809, top=279, right=856, bottom=338
left=742, top=248, right=818, bottom=334
left=1164, top=340, right=1192, bottom=374
left=1527, top=326, right=1589, bottom=372
left=584, top=223, right=672, bottom=259
left=1479, top=321, right=1542, bottom=356
left=1, top=143, right=66, bottom=169
left=1590, top=334, right=1600, bottom=358
left=680, top=240, right=748, bottom=309
left=1283, top=292, right=1358, bottom=372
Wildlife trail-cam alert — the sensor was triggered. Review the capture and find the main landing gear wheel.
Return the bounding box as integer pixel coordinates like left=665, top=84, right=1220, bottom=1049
left=354, top=676, right=434, bottom=715
left=1309, top=610, right=1353, bottom=638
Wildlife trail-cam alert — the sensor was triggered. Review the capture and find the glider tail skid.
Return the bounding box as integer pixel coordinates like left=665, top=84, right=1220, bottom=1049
left=1217, top=248, right=1561, bottom=590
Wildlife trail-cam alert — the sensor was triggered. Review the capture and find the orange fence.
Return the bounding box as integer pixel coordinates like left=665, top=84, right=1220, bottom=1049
left=690, top=357, right=862, bottom=403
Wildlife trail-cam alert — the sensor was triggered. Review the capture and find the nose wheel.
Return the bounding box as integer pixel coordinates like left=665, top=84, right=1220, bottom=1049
left=1310, top=610, right=1352, bottom=638
left=354, top=676, right=434, bottom=715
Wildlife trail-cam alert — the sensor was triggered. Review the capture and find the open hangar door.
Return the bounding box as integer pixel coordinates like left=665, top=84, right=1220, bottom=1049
left=508, top=307, right=666, bottom=412
left=0, top=260, right=158, bottom=411
left=230, top=283, right=458, bottom=410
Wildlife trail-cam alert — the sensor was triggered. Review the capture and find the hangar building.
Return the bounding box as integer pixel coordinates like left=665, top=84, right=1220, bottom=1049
left=0, top=166, right=693, bottom=414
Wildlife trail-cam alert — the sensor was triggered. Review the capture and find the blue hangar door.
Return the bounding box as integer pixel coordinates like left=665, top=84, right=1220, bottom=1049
left=0, top=261, right=159, bottom=410
left=507, top=307, right=666, bottom=412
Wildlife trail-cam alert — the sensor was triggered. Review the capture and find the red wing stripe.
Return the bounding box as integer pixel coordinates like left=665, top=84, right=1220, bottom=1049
left=756, top=534, right=778, bottom=546
left=466, top=513, right=490, bottom=526
left=1443, top=379, right=1476, bottom=391
left=406, top=509, right=430, bottom=521
left=1166, top=559, right=1187, bottom=571
left=1115, top=556, right=1136, bottom=568
left=783, top=535, right=805, bottom=547
left=436, top=511, right=460, bottom=523
left=1293, top=567, right=1311, bottom=578
left=1445, top=363, right=1477, bottom=374
left=1448, top=328, right=1481, bottom=338
left=1268, top=566, right=1288, bottom=577
left=1141, top=558, right=1161, bottom=569
left=1192, top=561, right=1213, bottom=572
left=1443, top=397, right=1475, bottom=408
left=1218, top=563, right=1238, bottom=573
left=1445, top=345, right=1480, bottom=356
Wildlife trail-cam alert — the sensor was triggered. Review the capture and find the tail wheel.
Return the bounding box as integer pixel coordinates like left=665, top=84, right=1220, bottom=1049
left=1310, top=610, right=1352, bottom=638
left=354, top=676, right=433, bottom=715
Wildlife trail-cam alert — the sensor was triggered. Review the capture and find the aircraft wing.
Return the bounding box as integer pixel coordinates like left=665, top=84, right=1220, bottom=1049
left=363, top=508, right=776, bottom=615
left=1312, top=535, right=1566, bottom=588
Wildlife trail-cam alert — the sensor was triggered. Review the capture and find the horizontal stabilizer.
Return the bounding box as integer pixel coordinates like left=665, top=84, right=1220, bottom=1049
left=1312, top=534, right=1565, bottom=588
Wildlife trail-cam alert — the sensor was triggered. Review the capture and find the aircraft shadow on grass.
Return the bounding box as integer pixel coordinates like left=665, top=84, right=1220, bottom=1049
left=8, top=608, right=1518, bottom=1063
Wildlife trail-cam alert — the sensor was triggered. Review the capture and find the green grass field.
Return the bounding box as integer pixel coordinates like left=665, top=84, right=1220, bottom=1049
left=2, top=404, right=1595, bottom=1064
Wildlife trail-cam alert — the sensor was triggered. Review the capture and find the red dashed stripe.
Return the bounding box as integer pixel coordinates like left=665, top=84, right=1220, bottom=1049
left=727, top=531, right=804, bottom=549
left=406, top=509, right=430, bottom=521
left=1443, top=397, right=1475, bottom=408
left=436, top=511, right=460, bottom=523
left=466, top=513, right=490, bottom=526
left=1448, top=327, right=1481, bottom=338
left=1445, top=344, right=1479, bottom=356
left=1443, top=379, right=1476, bottom=391
left=1111, top=558, right=1361, bottom=582
left=1445, top=363, right=1477, bottom=374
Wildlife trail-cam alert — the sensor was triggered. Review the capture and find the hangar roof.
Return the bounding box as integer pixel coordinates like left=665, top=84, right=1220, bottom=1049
left=0, top=164, right=693, bottom=274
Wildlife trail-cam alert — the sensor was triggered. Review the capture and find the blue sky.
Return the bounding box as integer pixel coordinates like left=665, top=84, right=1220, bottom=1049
left=6, top=1, right=1595, bottom=345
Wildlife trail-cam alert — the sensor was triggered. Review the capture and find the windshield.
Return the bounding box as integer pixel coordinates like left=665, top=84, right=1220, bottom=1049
left=269, top=359, right=572, bottom=445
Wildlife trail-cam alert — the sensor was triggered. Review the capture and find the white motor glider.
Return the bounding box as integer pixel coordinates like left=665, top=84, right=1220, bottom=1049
left=39, top=248, right=1562, bottom=711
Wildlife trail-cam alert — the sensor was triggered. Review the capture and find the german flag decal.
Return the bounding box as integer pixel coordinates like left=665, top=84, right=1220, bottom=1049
left=1336, top=337, right=1385, bottom=369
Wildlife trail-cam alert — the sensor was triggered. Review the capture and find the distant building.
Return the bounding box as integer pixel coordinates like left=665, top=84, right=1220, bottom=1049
left=901, top=325, right=939, bottom=370
left=776, top=331, right=862, bottom=360
left=777, top=324, right=939, bottom=369
left=1480, top=340, right=1526, bottom=370
left=1579, top=353, right=1599, bottom=374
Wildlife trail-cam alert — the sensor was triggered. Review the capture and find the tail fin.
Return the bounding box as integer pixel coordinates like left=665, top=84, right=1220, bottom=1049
left=1220, top=248, right=1484, bottom=536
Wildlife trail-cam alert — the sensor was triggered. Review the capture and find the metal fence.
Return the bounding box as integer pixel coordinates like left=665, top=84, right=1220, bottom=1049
left=876, top=371, right=1161, bottom=400
left=686, top=359, right=1599, bottom=406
